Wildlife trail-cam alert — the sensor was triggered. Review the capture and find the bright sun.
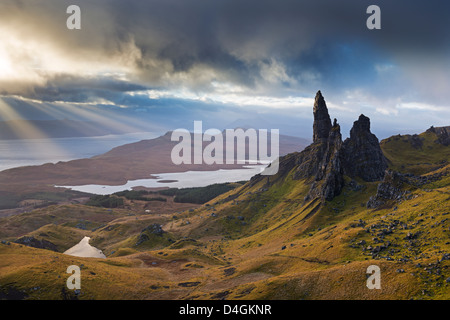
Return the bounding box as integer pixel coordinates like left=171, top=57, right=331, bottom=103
left=0, top=46, right=14, bottom=78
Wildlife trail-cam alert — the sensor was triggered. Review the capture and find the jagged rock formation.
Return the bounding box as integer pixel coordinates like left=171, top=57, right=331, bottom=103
left=252, top=90, right=388, bottom=202
left=14, top=236, right=58, bottom=251
left=304, top=119, right=345, bottom=201
left=290, top=93, right=345, bottom=201
left=313, top=91, right=332, bottom=143
left=341, top=114, right=388, bottom=182
left=366, top=170, right=406, bottom=208
left=299, top=92, right=387, bottom=201
left=427, top=126, right=450, bottom=146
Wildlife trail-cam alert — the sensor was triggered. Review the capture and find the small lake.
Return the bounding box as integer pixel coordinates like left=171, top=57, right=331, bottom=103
left=63, top=236, right=106, bottom=259
left=57, top=165, right=266, bottom=195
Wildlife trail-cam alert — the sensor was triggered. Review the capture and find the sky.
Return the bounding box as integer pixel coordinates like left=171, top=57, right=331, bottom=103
left=0, top=0, right=449, bottom=139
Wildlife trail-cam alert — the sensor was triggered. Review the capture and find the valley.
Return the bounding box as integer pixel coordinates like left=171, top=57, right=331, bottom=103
left=0, top=92, right=449, bottom=300
left=0, top=131, right=308, bottom=209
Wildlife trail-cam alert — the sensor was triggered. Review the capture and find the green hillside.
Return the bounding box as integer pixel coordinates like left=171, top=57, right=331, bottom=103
left=381, top=130, right=450, bottom=175
left=0, top=127, right=449, bottom=300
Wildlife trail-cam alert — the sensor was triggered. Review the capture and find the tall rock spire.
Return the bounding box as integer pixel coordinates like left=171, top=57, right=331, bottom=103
left=253, top=91, right=387, bottom=204
left=309, top=118, right=345, bottom=201
left=342, top=114, right=388, bottom=182
left=313, top=90, right=332, bottom=143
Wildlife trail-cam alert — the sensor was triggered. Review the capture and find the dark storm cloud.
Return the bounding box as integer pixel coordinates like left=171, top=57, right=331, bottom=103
left=110, top=0, right=449, bottom=64
left=2, top=0, right=448, bottom=90
left=0, top=0, right=449, bottom=134
left=28, top=75, right=148, bottom=103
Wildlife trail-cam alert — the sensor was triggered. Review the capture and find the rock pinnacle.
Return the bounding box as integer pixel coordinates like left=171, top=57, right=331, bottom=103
left=313, top=90, right=332, bottom=143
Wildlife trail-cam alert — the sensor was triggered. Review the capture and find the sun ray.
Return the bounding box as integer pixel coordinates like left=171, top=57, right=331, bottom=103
left=0, top=99, right=71, bottom=160
left=6, top=95, right=161, bottom=136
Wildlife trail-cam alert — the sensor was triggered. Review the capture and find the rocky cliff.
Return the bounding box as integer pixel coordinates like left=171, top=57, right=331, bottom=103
left=253, top=90, right=388, bottom=202
left=427, top=126, right=450, bottom=146
left=301, top=91, right=387, bottom=200
left=312, top=91, right=332, bottom=143
left=341, top=114, right=388, bottom=182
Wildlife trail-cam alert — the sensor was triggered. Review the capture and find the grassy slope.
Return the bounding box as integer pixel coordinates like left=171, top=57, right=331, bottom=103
left=381, top=131, right=450, bottom=175
left=0, top=204, right=123, bottom=240
left=3, top=172, right=448, bottom=299
left=1, top=130, right=449, bottom=300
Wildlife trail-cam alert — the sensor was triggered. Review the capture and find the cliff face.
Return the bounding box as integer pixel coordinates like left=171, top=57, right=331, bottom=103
left=316, top=121, right=345, bottom=201
left=304, top=91, right=388, bottom=200
left=341, top=114, right=388, bottom=182
left=300, top=97, right=345, bottom=201
left=313, top=91, right=332, bottom=143
left=427, top=126, right=450, bottom=146
left=255, top=90, right=388, bottom=202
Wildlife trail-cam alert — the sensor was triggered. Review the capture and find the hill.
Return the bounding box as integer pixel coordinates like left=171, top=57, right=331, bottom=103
left=0, top=91, right=448, bottom=300
left=380, top=127, right=450, bottom=175
left=0, top=131, right=308, bottom=210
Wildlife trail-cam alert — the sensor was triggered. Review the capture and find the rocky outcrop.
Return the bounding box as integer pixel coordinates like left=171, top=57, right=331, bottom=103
left=313, top=91, right=332, bottom=143
left=252, top=90, right=387, bottom=202
left=342, top=114, right=388, bottom=182
left=301, top=92, right=387, bottom=201
left=14, top=236, right=58, bottom=251
left=293, top=94, right=338, bottom=180
left=141, top=224, right=165, bottom=236
left=366, top=170, right=405, bottom=208
left=287, top=93, right=345, bottom=201
left=136, top=224, right=165, bottom=246
left=305, top=120, right=345, bottom=201
left=427, top=126, right=450, bottom=146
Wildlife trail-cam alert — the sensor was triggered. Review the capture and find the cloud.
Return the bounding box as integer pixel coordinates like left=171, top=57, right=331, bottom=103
left=1, top=1, right=448, bottom=91
left=0, top=0, right=449, bottom=138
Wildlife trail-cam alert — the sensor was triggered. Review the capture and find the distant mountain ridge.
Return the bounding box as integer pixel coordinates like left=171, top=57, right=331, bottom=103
left=0, top=130, right=309, bottom=190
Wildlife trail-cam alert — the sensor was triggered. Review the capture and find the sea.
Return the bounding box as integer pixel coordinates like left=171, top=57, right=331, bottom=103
left=0, top=132, right=160, bottom=172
